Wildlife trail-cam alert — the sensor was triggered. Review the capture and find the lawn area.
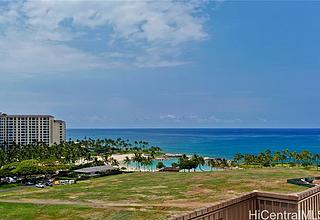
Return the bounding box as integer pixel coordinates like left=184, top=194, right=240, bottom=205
left=0, top=202, right=166, bottom=220
left=0, top=167, right=318, bottom=220
left=0, top=183, right=21, bottom=190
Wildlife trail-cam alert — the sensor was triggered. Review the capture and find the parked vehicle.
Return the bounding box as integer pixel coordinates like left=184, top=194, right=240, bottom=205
left=35, top=183, right=45, bottom=188
left=6, top=177, right=16, bottom=183
left=25, top=181, right=34, bottom=186
left=45, top=182, right=53, bottom=187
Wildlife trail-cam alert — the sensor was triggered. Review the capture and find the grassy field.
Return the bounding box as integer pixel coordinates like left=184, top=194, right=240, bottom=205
left=0, top=202, right=166, bottom=220
left=0, top=167, right=318, bottom=220
left=0, top=183, right=22, bottom=190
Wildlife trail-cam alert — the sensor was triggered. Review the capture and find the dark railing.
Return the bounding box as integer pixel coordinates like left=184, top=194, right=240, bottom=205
left=169, top=185, right=320, bottom=220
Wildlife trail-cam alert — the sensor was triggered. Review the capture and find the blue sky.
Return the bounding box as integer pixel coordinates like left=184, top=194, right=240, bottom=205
left=0, top=1, right=320, bottom=128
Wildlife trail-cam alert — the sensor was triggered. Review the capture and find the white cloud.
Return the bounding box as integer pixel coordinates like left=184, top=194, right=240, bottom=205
left=158, top=114, right=242, bottom=124
left=0, top=0, right=211, bottom=75
left=160, top=114, right=178, bottom=120
left=0, top=38, right=117, bottom=74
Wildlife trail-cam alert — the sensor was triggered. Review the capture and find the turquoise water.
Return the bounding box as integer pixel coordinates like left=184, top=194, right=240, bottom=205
left=127, top=158, right=215, bottom=171
left=128, top=159, right=176, bottom=170
left=68, top=128, right=320, bottom=159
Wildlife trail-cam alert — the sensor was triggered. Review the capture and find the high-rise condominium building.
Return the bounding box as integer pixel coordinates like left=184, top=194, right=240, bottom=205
left=0, top=113, right=66, bottom=146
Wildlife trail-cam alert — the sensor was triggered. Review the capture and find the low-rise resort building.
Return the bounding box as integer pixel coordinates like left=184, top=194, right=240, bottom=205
left=74, top=165, right=120, bottom=178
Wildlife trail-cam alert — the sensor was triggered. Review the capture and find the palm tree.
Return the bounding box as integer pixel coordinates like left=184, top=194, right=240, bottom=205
left=207, top=159, right=217, bottom=171
left=280, top=149, right=288, bottom=166
left=300, top=150, right=312, bottom=167
left=265, top=149, right=272, bottom=162
left=234, top=153, right=243, bottom=166
left=313, top=154, right=320, bottom=170
left=197, top=156, right=205, bottom=171
left=289, top=151, right=297, bottom=165
left=273, top=151, right=281, bottom=165
left=292, top=151, right=301, bottom=166
left=156, top=161, right=165, bottom=170
left=145, top=156, right=153, bottom=171
left=244, top=154, right=256, bottom=165
left=132, top=152, right=143, bottom=171
left=110, top=158, right=119, bottom=167
left=123, top=156, right=131, bottom=169
left=103, top=153, right=112, bottom=164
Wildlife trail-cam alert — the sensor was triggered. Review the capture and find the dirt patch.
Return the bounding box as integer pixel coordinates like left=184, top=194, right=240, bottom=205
left=69, top=192, right=87, bottom=196
left=135, top=186, right=168, bottom=190
left=164, top=199, right=215, bottom=208
left=185, top=187, right=214, bottom=196
left=135, top=194, right=174, bottom=201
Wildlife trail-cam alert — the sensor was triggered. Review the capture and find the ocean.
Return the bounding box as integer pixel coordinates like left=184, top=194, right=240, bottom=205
left=67, top=128, right=320, bottom=159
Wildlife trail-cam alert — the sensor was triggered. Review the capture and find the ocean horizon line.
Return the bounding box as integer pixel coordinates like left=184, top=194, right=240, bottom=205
left=67, top=127, right=320, bottom=130
left=67, top=127, right=320, bottom=159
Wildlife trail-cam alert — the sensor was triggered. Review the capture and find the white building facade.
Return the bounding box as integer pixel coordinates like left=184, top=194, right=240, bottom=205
left=0, top=113, right=66, bottom=146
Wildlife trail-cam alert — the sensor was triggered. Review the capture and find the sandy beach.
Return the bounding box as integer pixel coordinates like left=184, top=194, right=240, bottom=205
left=111, top=153, right=134, bottom=163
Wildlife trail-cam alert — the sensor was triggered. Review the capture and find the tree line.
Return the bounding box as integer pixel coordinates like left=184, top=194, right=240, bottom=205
left=155, top=154, right=233, bottom=172
left=123, top=152, right=154, bottom=171
left=0, top=138, right=162, bottom=168
left=0, top=142, right=90, bottom=167
left=234, top=149, right=320, bottom=168
left=78, top=138, right=161, bottom=155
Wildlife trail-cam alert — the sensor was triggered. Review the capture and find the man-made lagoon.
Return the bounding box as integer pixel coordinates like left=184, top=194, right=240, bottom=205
left=127, top=158, right=215, bottom=172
